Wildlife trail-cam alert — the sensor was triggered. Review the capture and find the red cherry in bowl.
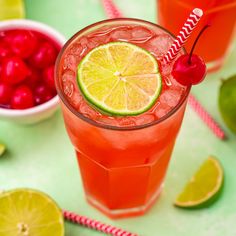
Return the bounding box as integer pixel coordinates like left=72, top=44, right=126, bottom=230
left=0, top=83, right=13, bottom=104
left=43, top=65, right=55, bottom=90
left=172, top=54, right=206, bottom=86
left=25, top=68, right=41, bottom=89
left=11, top=85, right=34, bottom=109
left=1, top=57, right=30, bottom=85
left=172, top=25, right=209, bottom=86
left=30, top=41, right=57, bottom=68
left=6, top=30, right=38, bottom=58
left=0, top=42, right=11, bottom=61
left=34, top=84, right=54, bottom=105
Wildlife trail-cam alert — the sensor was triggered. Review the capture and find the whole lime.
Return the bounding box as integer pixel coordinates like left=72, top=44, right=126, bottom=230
left=219, top=75, right=236, bottom=134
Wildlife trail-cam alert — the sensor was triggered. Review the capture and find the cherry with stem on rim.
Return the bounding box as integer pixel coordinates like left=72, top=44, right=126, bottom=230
left=188, top=24, right=210, bottom=65
left=172, top=25, right=210, bottom=86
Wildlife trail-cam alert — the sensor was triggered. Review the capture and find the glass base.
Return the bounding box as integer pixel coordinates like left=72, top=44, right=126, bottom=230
left=86, top=184, right=164, bottom=219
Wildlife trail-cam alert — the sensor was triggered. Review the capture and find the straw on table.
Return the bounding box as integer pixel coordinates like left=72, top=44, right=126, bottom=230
left=101, top=0, right=226, bottom=140
left=63, top=210, right=138, bottom=236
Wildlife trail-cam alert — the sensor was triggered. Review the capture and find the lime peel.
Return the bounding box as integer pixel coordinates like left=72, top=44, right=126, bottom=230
left=174, top=156, right=224, bottom=208
left=0, top=143, right=6, bottom=156
left=219, top=75, right=236, bottom=133
left=77, top=42, right=162, bottom=116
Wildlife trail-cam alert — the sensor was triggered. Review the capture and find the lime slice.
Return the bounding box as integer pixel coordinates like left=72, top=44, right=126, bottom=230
left=0, top=143, right=6, bottom=156
left=0, top=0, right=25, bottom=20
left=0, top=188, right=64, bottom=236
left=175, top=156, right=224, bottom=208
left=77, top=42, right=162, bottom=116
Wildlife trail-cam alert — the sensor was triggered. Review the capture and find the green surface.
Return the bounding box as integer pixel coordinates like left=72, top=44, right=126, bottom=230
left=0, top=0, right=236, bottom=235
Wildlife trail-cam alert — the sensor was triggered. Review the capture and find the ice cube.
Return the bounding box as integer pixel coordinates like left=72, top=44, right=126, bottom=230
left=147, top=35, right=173, bottom=57
left=63, top=54, right=79, bottom=70
left=62, top=70, right=75, bottom=83
left=131, top=26, right=153, bottom=42
left=154, top=104, right=170, bottom=118
left=110, top=29, right=132, bottom=41
left=118, top=117, right=136, bottom=127
left=70, top=92, right=83, bottom=110
left=96, top=116, right=119, bottom=126
left=135, top=114, right=155, bottom=125
left=63, top=80, right=74, bottom=98
left=160, top=89, right=181, bottom=107
left=69, top=43, right=83, bottom=56
left=80, top=37, right=88, bottom=47
left=79, top=101, right=100, bottom=119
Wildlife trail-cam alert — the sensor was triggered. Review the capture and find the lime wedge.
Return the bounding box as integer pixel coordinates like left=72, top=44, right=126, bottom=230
left=0, top=143, right=6, bottom=156
left=0, top=188, right=64, bottom=236
left=0, top=0, right=25, bottom=20
left=175, top=156, right=224, bottom=208
left=77, top=42, right=162, bottom=116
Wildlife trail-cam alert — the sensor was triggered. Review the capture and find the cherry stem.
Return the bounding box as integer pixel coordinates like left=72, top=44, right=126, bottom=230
left=188, top=24, right=210, bottom=65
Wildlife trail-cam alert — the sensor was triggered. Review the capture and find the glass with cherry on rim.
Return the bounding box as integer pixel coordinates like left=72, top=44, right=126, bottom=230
left=0, top=28, right=60, bottom=109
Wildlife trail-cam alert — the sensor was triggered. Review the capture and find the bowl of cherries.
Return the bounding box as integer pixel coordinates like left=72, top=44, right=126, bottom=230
left=0, top=19, right=66, bottom=124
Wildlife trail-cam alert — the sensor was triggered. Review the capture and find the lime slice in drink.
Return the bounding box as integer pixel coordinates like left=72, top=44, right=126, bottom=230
left=0, top=188, right=64, bottom=236
left=175, top=156, right=224, bottom=208
left=0, top=143, right=6, bottom=156
left=77, top=42, right=162, bottom=116
left=0, top=0, right=25, bottom=20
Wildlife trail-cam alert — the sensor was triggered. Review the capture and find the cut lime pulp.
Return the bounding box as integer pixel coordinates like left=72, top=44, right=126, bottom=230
left=0, top=188, right=64, bottom=236
left=77, top=42, right=162, bottom=116
left=175, top=156, right=224, bottom=208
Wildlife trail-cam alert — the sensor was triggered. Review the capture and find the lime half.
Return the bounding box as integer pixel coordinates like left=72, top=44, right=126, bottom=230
left=77, top=42, right=162, bottom=116
left=219, top=75, right=236, bottom=134
left=0, top=188, right=64, bottom=236
left=0, top=0, right=25, bottom=20
left=175, top=156, right=224, bottom=208
left=0, top=143, right=6, bottom=156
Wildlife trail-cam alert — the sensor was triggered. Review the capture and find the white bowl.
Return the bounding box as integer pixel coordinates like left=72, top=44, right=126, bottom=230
left=0, top=19, right=66, bottom=124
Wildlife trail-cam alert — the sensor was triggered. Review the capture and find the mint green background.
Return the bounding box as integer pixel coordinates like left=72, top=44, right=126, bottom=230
left=0, top=0, right=236, bottom=235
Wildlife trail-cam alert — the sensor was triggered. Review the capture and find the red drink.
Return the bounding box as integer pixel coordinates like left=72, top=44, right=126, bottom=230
left=55, top=19, right=190, bottom=218
left=158, top=0, right=236, bottom=71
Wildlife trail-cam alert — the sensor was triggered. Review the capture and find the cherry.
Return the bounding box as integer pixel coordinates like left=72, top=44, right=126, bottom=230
left=11, top=85, right=34, bottom=109
left=172, top=25, right=209, bottom=86
left=25, top=68, right=41, bottom=88
left=34, top=84, right=54, bottom=105
left=43, top=65, right=55, bottom=90
left=1, top=57, right=30, bottom=85
left=6, top=30, right=38, bottom=58
left=0, top=83, right=13, bottom=104
left=30, top=41, right=57, bottom=68
left=172, top=54, right=206, bottom=86
left=0, top=42, right=11, bottom=61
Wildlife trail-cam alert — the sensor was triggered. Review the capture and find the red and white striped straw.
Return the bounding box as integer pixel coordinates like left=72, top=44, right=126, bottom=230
left=163, top=8, right=203, bottom=63
left=102, top=0, right=123, bottom=18
left=188, top=94, right=226, bottom=139
left=63, top=210, right=138, bottom=236
left=101, top=0, right=226, bottom=140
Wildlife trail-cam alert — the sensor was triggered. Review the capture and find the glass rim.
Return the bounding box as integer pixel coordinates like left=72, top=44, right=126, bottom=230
left=55, top=18, right=191, bottom=131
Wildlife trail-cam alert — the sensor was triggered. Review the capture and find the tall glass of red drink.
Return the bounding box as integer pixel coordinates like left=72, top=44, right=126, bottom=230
left=55, top=18, right=190, bottom=218
left=158, top=0, right=236, bottom=71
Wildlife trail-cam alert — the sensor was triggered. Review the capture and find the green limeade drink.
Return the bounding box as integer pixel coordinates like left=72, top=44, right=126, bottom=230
left=55, top=19, right=190, bottom=218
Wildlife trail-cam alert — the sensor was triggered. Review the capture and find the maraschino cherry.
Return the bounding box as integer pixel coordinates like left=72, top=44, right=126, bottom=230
left=172, top=25, right=209, bottom=86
